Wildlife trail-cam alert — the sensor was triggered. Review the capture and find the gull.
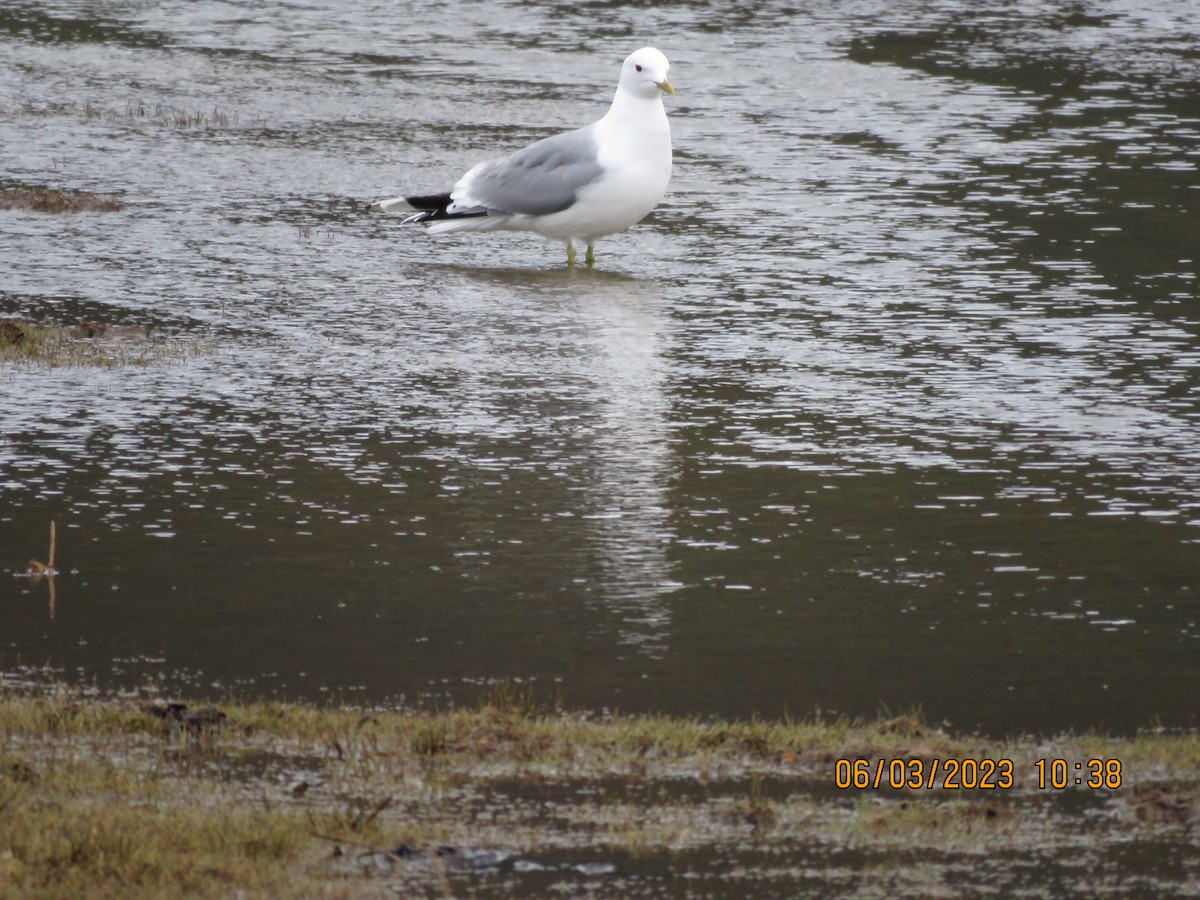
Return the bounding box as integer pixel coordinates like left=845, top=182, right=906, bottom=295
left=373, top=47, right=674, bottom=268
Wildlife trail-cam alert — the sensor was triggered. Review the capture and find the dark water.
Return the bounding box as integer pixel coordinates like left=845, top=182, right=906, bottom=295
left=2, top=0, right=1197, bottom=736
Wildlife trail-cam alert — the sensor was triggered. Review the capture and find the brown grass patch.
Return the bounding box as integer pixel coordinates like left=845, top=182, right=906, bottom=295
left=0, top=185, right=122, bottom=213
left=0, top=319, right=210, bottom=368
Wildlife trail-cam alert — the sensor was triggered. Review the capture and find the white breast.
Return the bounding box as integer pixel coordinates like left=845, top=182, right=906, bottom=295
left=530, top=97, right=672, bottom=242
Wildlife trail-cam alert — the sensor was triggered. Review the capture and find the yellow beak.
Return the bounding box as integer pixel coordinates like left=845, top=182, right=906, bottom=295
left=657, top=79, right=675, bottom=96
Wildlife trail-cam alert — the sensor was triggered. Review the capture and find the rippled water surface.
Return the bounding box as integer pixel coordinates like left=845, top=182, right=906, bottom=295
left=2, top=0, right=1198, bottom=736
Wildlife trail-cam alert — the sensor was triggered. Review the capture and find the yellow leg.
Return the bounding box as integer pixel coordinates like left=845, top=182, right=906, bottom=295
left=566, top=241, right=576, bottom=268
left=585, top=242, right=595, bottom=268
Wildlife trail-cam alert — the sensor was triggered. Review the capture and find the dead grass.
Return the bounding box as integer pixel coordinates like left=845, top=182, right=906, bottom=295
left=0, top=185, right=122, bottom=213
left=0, top=319, right=211, bottom=368
left=0, top=684, right=1196, bottom=898
left=15, top=99, right=256, bottom=130
left=108, top=100, right=252, bottom=129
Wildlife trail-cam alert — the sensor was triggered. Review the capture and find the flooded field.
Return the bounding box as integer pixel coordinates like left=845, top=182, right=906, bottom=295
left=2, top=0, right=1199, bottom=738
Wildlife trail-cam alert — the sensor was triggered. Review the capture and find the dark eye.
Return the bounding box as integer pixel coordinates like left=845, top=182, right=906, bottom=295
left=635, top=64, right=643, bottom=72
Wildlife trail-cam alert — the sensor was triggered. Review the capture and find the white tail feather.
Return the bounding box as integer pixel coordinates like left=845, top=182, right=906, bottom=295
left=372, top=196, right=415, bottom=213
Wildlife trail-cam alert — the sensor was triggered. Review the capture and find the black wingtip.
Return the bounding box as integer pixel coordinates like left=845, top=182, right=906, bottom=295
left=400, top=192, right=489, bottom=223
left=405, top=193, right=453, bottom=211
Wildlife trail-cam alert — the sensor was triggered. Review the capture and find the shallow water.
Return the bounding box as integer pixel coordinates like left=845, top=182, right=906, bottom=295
left=2, top=0, right=1198, bottom=736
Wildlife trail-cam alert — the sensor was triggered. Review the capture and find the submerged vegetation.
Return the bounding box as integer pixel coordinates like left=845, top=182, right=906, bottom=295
left=0, top=183, right=122, bottom=213
left=0, top=683, right=1196, bottom=898
left=13, top=99, right=257, bottom=129
left=0, top=318, right=211, bottom=368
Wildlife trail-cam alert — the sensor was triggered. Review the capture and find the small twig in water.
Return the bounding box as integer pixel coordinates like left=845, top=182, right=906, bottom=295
left=27, top=521, right=58, bottom=577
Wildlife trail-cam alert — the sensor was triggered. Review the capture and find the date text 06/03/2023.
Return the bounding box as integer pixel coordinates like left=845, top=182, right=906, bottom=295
left=834, top=758, right=1123, bottom=791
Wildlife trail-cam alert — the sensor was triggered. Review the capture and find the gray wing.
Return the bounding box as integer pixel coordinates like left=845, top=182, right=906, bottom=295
left=457, top=126, right=605, bottom=217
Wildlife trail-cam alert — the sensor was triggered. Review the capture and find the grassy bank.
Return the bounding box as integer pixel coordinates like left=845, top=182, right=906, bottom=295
left=1, top=684, right=1196, bottom=898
